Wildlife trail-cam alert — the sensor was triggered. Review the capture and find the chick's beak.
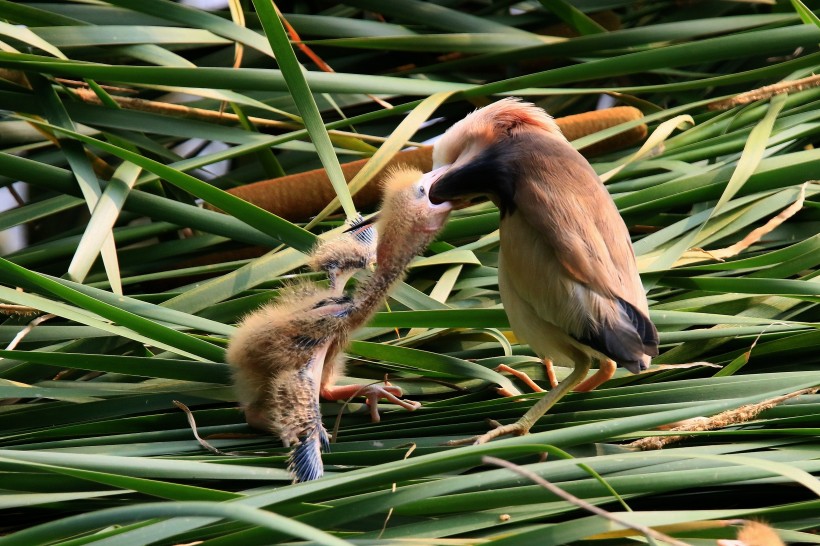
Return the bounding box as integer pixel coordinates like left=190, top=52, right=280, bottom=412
left=420, top=168, right=454, bottom=232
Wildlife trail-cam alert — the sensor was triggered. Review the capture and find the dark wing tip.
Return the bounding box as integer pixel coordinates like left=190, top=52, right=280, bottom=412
left=618, top=297, right=659, bottom=357
left=345, top=214, right=378, bottom=245
left=576, top=297, right=658, bottom=373
left=288, top=425, right=330, bottom=483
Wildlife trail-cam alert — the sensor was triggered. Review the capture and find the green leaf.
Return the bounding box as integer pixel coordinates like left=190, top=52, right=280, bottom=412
left=252, top=0, right=356, bottom=220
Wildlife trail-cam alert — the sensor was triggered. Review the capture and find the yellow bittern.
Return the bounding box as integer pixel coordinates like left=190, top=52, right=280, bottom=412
left=428, top=98, right=658, bottom=443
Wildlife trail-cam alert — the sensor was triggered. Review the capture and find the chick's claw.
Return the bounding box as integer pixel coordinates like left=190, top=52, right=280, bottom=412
left=361, top=384, right=421, bottom=423
left=321, top=382, right=421, bottom=423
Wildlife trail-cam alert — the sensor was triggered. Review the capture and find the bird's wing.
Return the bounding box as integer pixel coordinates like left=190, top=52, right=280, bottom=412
left=512, top=136, right=639, bottom=302
left=509, top=136, right=659, bottom=364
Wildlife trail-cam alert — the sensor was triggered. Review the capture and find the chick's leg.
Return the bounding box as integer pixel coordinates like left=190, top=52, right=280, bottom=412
left=321, top=382, right=421, bottom=423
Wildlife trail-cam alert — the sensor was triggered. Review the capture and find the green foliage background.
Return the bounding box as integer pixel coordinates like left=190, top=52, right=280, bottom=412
left=0, top=1, right=818, bottom=544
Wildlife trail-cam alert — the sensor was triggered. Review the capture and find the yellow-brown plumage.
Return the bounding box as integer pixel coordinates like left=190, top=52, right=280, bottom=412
left=227, top=167, right=452, bottom=479
left=429, top=98, right=658, bottom=443
left=308, top=216, right=377, bottom=295
left=315, top=167, right=453, bottom=420
left=227, top=283, right=350, bottom=481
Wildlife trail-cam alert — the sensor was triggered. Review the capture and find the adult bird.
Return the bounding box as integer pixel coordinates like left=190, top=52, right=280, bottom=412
left=428, top=98, right=658, bottom=444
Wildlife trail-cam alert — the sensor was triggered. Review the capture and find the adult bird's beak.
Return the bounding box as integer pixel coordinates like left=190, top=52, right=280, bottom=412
left=346, top=166, right=453, bottom=231
left=428, top=142, right=517, bottom=215
left=427, top=164, right=455, bottom=205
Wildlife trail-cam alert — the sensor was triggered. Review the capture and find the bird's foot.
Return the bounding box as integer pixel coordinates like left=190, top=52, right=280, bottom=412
left=541, top=358, right=616, bottom=393
left=543, top=359, right=558, bottom=389
left=494, top=361, right=565, bottom=394
left=361, top=382, right=421, bottom=423
left=446, top=419, right=530, bottom=446
left=321, top=382, right=421, bottom=422
left=494, top=364, right=545, bottom=396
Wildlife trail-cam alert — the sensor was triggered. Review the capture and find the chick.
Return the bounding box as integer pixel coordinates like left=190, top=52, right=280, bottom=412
left=227, top=168, right=452, bottom=481
left=227, top=286, right=352, bottom=481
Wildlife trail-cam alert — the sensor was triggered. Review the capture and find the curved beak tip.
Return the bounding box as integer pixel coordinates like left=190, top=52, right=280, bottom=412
left=426, top=165, right=452, bottom=205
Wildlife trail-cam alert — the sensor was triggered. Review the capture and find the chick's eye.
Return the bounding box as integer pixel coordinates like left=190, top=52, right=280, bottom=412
left=416, top=184, right=426, bottom=198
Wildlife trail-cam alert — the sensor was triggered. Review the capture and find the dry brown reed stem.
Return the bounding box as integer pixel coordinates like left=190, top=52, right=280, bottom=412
left=629, top=387, right=819, bottom=451
left=68, top=88, right=389, bottom=144
left=70, top=87, right=293, bottom=128
left=483, top=456, right=693, bottom=546
left=275, top=7, right=392, bottom=110
left=221, top=106, right=647, bottom=222
left=708, top=74, right=820, bottom=111
left=679, top=182, right=808, bottom=266
left=0, top=304, right=40, bottom=317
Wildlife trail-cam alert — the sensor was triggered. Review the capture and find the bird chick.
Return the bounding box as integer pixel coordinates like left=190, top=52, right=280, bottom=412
left=317, top=167, right=454, bottom=421
left=305, top=212, right=415, bottom=422
left=226, top=286, right=352, bottom=482
left=226, top=168, right=452, bottom=481
left=429, top=98, right=658, bottom=444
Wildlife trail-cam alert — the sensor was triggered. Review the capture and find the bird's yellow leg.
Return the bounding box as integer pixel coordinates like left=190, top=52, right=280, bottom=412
left=574, top=359, right=616, bottom=393
left=494, top=364, right=545, bottom=395
left=496, top=358, right=603, bottom=396
left=543, top=359, right=558, bottom=389
left=448, top=357, right=592, bottom=446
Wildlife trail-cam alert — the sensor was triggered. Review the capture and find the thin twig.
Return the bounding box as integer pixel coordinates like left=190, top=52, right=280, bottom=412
left=482, top=456, right=692, bottom=546
left=274, top=8, right=393, bottom=110
left=680, top=183, right=808, bottom=265
left=5, top=313, right=55, bottom=351
left=0, top=312, right=56, bottom=406
left=174, top=400, right=232, bottom=456
left=6, top=184, right=25, bottom=207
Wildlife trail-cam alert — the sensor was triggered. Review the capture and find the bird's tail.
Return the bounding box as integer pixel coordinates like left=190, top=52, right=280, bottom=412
left=288, top=424, right=329, bottom=483
left=279, top=357, right=331, bottom=482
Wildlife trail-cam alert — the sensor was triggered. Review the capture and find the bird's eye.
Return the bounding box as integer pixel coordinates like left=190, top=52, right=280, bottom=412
left=417, top=184, right=426, bottom=198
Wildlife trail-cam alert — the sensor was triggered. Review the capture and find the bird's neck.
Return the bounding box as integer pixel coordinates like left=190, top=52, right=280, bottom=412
left=348, top=259, right=409, bottom=329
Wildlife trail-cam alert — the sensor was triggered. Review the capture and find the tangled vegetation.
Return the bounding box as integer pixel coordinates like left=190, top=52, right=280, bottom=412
left=0, top=1, right=818, bottom=544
